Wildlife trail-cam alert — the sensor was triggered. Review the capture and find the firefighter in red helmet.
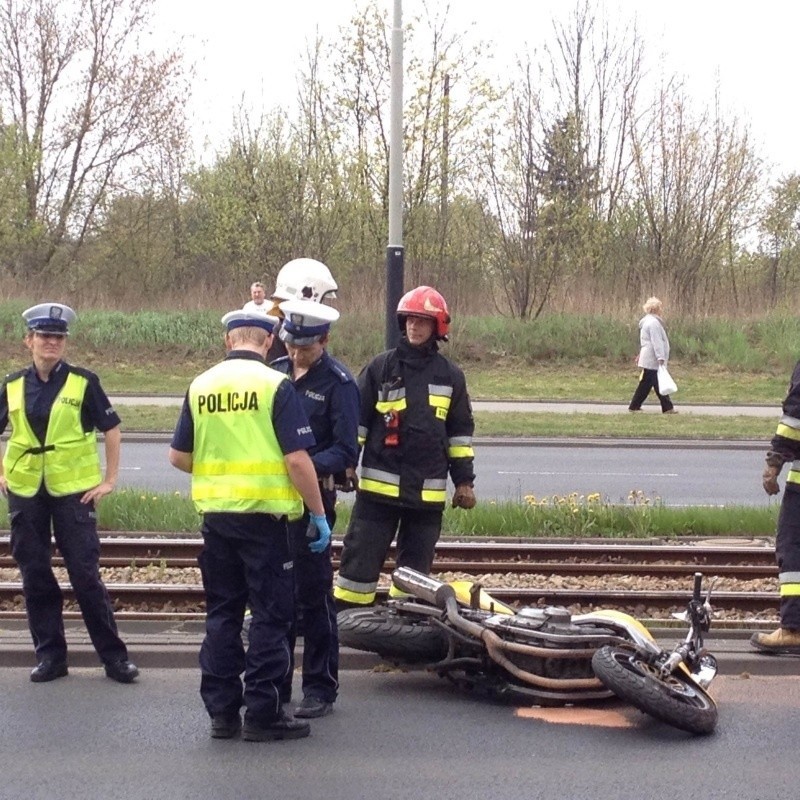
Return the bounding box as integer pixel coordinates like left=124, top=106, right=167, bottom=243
left=334, top=286, right=476, bottom=609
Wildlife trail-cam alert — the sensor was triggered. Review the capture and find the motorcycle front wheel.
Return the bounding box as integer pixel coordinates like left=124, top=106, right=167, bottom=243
left=337, top=605, right=448, bottom=663
left=592, top=645, right=717, bottom=735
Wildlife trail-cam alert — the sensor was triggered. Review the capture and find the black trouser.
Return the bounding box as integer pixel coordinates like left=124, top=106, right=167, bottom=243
left=336, top=493, right=443, bottom=606
left=198, top=516, right=294, bottom=723
left=283, top=487, right=339, bottom=704
left=776, top=488, right=800, bottom=630
left=8, top=488, right=128, bottom=665
left=629, top=367, right=674, bottom=412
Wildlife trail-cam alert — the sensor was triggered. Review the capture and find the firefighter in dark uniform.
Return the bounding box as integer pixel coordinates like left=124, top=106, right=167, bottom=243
left=753, top=360, right=800, bottom=654
left=334, top=286, right=476, bottom=608
left=265, top=258, right=339, bottom=363
left=169, top=310, right=332, bottom=742
left=0, top=303, right=138, bottom=683
left=271, top=299, right=359, bottom=718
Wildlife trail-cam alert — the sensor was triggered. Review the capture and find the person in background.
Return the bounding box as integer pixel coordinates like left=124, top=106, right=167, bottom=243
left=334, top=286, right=476, bottom=610
left=242, top=281, right=269, bottom=315
left=0, top=303, right=138, bottom=684
left=168, top=310, right=331, bottom=742
left=752, top=362, right=800, bottom=654
left=628, top=296, right=677, bottom=414
left=265, top=258, right=339, bottom=362
left=270, top=298, right=359, bottom=718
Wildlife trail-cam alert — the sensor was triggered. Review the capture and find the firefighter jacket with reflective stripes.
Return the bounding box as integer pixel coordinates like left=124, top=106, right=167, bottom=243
left=189, top=358, right=303, bottom=518
left=356, top=337, right=475, bottom=508
left=766, top=359, right=800, bottom=492
left=3, top=372, right=102, bottom=497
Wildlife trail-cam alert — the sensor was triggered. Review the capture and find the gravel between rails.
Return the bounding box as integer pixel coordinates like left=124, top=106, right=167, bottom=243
left=0, top=565, right=781, bottom=623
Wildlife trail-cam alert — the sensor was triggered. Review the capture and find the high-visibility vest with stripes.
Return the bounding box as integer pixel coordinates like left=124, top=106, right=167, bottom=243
left=778, top=414, right=800, bottom=487
left=189, top=358, right=302, bottom=518
left=3, top=372, right=102, bottom=497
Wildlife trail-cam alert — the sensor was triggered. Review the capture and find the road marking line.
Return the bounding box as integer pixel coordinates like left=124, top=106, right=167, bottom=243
left=499, top=471, right=679, bottom=477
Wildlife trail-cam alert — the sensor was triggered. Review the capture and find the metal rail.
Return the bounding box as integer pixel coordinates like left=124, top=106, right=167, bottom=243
left=0, top=535, right=779, bottom=575
left=0, top=535, right=778, bottom=618
left=0, top=582, right=778, bottom=615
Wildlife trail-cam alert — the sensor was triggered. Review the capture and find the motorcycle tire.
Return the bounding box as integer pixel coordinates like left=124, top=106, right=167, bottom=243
left=592, top=645, right=717, bottom=735
left=337, top=606, right=448, bottom=663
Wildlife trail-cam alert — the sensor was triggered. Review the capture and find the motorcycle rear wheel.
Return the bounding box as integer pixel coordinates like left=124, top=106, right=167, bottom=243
left=592, top=645, right=717, bottom=735
left=337, top=606, right=448, bottom=663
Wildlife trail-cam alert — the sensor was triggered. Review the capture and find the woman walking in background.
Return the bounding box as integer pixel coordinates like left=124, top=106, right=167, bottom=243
left=628, top=297, right=677, bottom=414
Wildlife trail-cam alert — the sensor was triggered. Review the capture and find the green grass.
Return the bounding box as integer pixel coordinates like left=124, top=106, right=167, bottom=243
left=0, top=490, right=779, bottom=536
left=0, top=305, right=795, bottom=405
left=466, top=364, right=786, bottom=405
left=117, top=405, right=775, bottom=441
left=473, top=412, right=774, bottom=440
left=0, top=305, right=784, bottom=538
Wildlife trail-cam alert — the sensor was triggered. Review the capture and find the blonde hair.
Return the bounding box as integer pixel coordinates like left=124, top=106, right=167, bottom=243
left=643, top=297, right=663, bottom=315
left=227, top=326, right=270, bottom=348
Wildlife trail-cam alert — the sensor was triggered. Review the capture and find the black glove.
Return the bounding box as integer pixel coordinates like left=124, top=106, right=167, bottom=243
left=334, top=467, right=359, bottom=493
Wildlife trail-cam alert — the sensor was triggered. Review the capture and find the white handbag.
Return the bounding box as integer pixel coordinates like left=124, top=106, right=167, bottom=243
left=657, top=365, right=677, bottom=395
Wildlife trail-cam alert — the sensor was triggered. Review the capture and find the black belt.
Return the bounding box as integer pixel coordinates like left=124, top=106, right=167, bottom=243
left=9, top=444, right=55, bottom=473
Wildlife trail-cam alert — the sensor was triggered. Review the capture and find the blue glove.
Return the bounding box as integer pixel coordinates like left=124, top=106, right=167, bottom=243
left=307, top=513, right=332, bottom=554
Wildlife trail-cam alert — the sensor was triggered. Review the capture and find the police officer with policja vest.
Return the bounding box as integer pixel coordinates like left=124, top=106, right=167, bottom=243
left=169, top=310, right=332, bottom=742
left=270, top=298, right=359, bottom=718
left=0, top=303, right=138, bottom=684
left=334, top=286, right=477, bottom=609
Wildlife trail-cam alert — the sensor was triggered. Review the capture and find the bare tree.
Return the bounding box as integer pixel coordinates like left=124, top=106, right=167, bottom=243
left=321, top=1, right=495, bottom=297
left=758, top=174, right=800, bottom=307
left=629, top=83, right=762, bottom=309
left=479, top=57, right=559, bottom=319
left=0, top=0, right=187, bottom=274
left=546, top=1, right=643, bottom=222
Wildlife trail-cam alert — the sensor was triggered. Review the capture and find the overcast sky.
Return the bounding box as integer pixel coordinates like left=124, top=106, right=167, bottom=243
left=153, top=0, right=797, bottom=179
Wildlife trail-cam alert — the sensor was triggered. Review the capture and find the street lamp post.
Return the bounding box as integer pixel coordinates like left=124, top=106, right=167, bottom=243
left=385, top=0, right=404, bottom=349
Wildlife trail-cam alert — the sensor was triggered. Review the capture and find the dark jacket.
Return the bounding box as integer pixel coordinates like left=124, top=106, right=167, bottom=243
left=271, top=350, right=359, bottom=479
left=767, top=359, right=800, bottom=492
left=357, top=337, right=475, bottom=508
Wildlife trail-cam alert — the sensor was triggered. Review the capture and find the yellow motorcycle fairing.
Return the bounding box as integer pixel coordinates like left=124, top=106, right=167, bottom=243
left=449, top=580, right=515, bottom=615
left=573, top=608, right=658, bottom=651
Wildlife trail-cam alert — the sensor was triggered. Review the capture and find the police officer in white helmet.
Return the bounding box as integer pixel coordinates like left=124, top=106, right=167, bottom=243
left=266, top=258, right=338, bottom=362
left=270, top=299, right=359, bottom=718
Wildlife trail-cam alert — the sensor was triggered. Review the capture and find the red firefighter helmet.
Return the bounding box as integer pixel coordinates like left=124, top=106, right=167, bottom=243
left=396, top=286, right=451, bottom=340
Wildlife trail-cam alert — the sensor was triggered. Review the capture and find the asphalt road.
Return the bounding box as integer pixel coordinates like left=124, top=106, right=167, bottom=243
left=109, top=396, right=777, bottom=505
left=118, top=440, right=775, bottom=507
left=1, top=668, right=798, bottom=800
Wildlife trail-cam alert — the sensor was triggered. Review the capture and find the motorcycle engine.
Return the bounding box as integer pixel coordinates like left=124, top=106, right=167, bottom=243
left=485, top=605, right=573, bottom=633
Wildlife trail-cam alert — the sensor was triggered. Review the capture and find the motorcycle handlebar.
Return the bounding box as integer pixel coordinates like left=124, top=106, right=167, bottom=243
left=693, top=572, right=702, bottom=601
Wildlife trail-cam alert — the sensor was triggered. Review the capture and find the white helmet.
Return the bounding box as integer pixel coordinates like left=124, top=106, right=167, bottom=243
left=272, top=258, right=338, bottom=303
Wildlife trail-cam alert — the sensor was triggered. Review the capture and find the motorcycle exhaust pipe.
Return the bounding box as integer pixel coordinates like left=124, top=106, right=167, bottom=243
left=391, top=567, right=456, bottom=608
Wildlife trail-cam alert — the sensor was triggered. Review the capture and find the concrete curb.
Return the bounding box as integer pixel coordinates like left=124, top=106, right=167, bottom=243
left=0, top=622, right=796, bottom=676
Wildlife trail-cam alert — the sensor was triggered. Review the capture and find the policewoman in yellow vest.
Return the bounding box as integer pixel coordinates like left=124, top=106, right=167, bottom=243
left=168, top=310, right=331, bottom=743
left=0, top=303, right=138, bottom=684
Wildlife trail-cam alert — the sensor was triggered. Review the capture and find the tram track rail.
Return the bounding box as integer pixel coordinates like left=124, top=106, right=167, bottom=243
left=0, top=535, right=780, bottom=575
left=0, top=534, right=780, bottom=619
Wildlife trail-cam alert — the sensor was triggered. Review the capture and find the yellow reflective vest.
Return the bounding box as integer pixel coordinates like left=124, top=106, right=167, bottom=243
left=189, top=358, right=303, bottom=518
left=3, top=372, right=102, bottom=497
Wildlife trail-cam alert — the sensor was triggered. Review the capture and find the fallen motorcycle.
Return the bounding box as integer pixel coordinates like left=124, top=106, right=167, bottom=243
left=591, top=572, right=718, bottom=735
left=338, top=567, right=718, bottom=734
